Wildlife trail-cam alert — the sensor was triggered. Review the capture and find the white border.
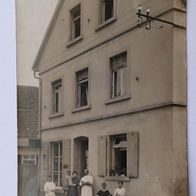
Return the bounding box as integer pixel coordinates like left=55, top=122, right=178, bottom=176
left=0, top=1, right=17, bottom=196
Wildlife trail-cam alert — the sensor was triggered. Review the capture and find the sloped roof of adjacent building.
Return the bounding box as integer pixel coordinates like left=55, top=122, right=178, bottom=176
left=17, top=85, right=39, bottom=139
left=32, top=0, right=64, bottom=72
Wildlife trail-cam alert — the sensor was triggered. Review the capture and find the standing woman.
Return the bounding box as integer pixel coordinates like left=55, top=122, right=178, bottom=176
left=68, top=171, right=80, bottom=196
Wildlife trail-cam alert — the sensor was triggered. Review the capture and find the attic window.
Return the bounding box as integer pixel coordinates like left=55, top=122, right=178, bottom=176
left=70, top=4, right=81, bottom=40
left=99, top=0, right=114, bottom=24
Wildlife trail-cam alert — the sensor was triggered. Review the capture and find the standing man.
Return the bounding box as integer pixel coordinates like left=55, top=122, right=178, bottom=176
left=79, top=169, right=93, bottom=196
left=44, top=176, right=56, bottom=196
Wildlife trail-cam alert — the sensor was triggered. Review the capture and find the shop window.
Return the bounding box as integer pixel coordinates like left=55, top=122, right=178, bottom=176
left=110, top=51, right=127, bottom=98
left=52, top=79, right=62, bottom=114
left=76, top=68, right=89, bottom=108
left=51, top=141, right=63, bottom=187
left=99, top=0, right=114, bottom=23
left=70, top=4, right=81, bottom=40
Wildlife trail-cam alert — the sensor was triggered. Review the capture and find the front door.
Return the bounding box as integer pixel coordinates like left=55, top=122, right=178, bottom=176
left=73, top=136, right=89, bottom=177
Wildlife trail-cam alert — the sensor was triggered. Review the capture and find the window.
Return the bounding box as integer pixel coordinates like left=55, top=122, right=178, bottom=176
left=97, top=132, right=139, bottom=179
left=51, top=141, right=62, bottom=187
left=52, top=79, right=62, bottom=114
left=110, top=134, right=127, bottom=176
left=76, top=68, right=89, bottom=108
left=70, top=4, right=81, bottom=40
left=21, top=154, right=37, bottom=165
left=110, top=52, right=127, bottom=98
left=99, top=0, right=114, bottom=24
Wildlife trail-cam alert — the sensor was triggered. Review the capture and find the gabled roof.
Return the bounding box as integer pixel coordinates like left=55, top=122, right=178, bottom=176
left=32, top=0, right=64, bottom=72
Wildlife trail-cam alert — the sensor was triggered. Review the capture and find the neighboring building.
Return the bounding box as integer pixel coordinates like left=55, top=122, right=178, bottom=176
left=17, top=85, right=40, bottom=196
left=32, top=0, right=187, bottom=195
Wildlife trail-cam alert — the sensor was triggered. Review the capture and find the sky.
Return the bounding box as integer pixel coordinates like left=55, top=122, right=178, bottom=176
left=16, top=0, right=58, bottom=86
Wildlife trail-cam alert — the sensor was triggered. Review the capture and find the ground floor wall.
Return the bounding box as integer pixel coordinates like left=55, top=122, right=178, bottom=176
left=39, top=106, right=187, bottom=196
left=18, top=147, right=39, bottom=196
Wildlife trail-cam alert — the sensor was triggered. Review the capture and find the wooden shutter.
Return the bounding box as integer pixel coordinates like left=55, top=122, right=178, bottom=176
left=62, top=139, right=71, bottom=186
left=97, top=135, right=107, bottom=177
left=127, top=132, right=139, bottom=178
left=42, top=142, right=50, bottom=187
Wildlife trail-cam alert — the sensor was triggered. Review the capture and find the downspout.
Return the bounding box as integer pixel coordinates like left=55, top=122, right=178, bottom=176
left=34, top=70, right=42, bottom=196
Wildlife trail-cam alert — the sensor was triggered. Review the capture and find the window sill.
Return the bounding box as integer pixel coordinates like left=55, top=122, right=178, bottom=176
left=72, top=104, right=91, bottom=113
left=95, top=17, right=117, bottom=31
left=105, top=94, right=131, bottom=105
left=66, top=36, right=83, bottom=47
left=49, top=112, right=64, bottom=119
left=105, top=176, right=130, bottom=182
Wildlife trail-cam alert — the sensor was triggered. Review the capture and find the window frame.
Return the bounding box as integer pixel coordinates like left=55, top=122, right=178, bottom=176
left=96, top=0, right=117, bottom=30
left=105, top=49, right=131, bottom=104
left=51, top=141, right=63, bottom=188
left=49, top=77, right=64, bottom=119
left=98, top=131, right=139, bottom=181
left=70, top=4, right=81, bottom=41
left=109, top=133, right=128, bottom=177
left=73, top=66, right=91, bottom=112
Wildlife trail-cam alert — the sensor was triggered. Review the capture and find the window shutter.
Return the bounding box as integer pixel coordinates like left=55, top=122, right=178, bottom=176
left=42, top=142, right=50, bottom=187
left=127, top=132, right=139, bottom=178
left=97, top=135, right=107, bottom=177
left=62, top=139, right=71, bottom=186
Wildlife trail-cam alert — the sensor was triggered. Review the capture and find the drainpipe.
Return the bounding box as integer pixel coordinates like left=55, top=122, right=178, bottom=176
left=34, top=70, right=42, bottom=196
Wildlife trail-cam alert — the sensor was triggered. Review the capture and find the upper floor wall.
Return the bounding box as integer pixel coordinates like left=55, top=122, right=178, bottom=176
left=35, top=0, right=186, bottom=129
left=34, top=0, right=185, bottom=73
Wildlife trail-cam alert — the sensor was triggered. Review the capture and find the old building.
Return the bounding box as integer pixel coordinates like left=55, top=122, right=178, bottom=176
left=17, top=85, right=40, bottom=196
left=32, top=0, right=187, bottom=195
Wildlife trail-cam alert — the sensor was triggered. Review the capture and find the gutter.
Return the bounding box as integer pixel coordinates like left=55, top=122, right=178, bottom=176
left=33, top=70, right=42, bottom=195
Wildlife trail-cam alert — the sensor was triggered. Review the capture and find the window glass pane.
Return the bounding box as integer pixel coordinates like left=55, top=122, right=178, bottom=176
left=53, top=174, right=58, bottom=186
left=53, top=158, right=58, bottom=171
left=72, top=5, right=80, bottom=19
left=105, top=0, right=113, bottom=20
left=60, top=174, right=62, bottom=186
left=55, top=92, right=59, bottom=113
left=71, top=4, right=81, bottom=39
left=80, top=81, right=88, bottom=106
left=52, top=141, right=62, bottom=186
left=76, top=68, right=88, bottom=107
left=52, top=79, right=62, bottom=114
left=53, top=143, right=59, bottom=156
left=74, top=18, right=81, bottom=38
left=111, top=52, right=127, bottom=70
left=76, top=68, right=88, bottom=81
left=59, top=142, right=62, bottom=155
left=110, top=134, right=127, bottom=176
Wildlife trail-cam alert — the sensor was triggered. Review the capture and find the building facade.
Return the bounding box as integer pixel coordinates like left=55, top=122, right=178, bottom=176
left=17, top=85, right=40, bottom=196
left=32, top=0, right=187, bottom=195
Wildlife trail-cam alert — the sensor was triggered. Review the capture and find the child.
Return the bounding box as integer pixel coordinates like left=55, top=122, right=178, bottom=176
left=114, top=181, right=126, bottom=196
left=96, top=182, right=112, bottom=196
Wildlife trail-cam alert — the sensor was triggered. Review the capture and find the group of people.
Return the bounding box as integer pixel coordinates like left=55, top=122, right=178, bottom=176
left=44, top=169, right=126, bottom=196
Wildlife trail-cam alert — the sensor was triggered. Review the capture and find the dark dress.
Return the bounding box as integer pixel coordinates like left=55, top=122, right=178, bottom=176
left=68, top=176, right=80, bottom=196
left=97, top=190, right=112, bottom=196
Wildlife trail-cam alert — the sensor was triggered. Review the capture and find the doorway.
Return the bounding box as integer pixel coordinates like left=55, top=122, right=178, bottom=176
left=73, top=136, right=89, bottom=177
